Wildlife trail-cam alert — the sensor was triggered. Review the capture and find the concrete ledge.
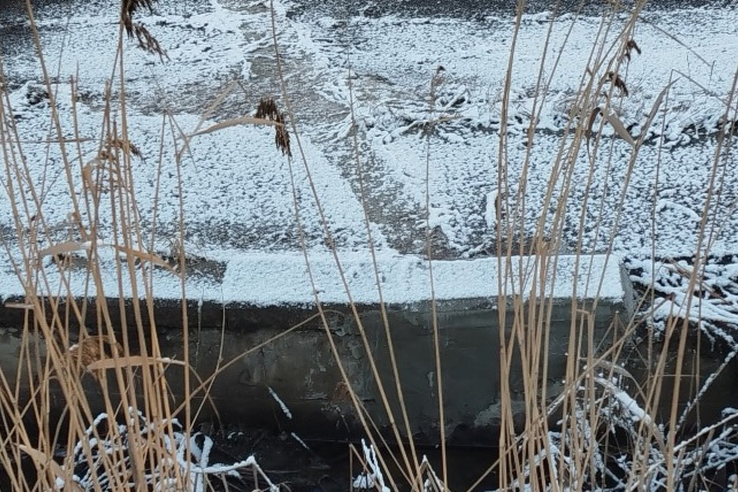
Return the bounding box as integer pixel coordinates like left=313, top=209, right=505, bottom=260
left=0, top=251, right=630, bottom=307
left=0, top=253, right=633, bottom=446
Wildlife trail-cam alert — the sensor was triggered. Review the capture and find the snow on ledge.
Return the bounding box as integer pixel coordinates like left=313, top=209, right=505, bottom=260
left=219, top=252, right=628, bottom=306
left=1, top=252, right=629, bottom=307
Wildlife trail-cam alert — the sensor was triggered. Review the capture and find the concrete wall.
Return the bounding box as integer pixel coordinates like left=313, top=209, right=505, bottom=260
left=0, top=288, right=630, bottom=446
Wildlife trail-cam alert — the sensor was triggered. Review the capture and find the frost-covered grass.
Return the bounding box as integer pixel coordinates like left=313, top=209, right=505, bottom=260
left=1, top=0, right=738, bottom=490
left=55, top=410, right=279, bottom=492
left=626, top=254, right=738, bottom=348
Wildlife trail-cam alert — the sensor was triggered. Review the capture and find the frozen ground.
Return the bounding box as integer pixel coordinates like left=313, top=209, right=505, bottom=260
left=0, top=0, right=737, bottom=304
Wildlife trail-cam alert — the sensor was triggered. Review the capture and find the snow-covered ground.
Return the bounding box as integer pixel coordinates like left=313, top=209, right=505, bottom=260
left=0, top=0, right=737, bottom=304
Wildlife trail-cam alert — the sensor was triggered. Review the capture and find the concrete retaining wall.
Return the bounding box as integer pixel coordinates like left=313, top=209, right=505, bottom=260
left=0, top=254, right=632, bottom=445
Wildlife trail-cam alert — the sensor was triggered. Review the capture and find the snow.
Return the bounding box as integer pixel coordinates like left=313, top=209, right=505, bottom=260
left=612, top=388, right=651, bottom=424
left=1, top=0, right=737, bottom=307
left=352, top=439, right=391, bottom=492
left=0, top=249, right=627, bottom=305
left=268, top=386, right=293, bottom=419
left=59, top=408, right=278, bottom=492
left=625, top=255, right=738, bottom=347
left=290, top=432, right=310, bottom=450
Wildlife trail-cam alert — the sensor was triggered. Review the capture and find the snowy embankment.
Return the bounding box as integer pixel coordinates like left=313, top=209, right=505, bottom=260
left=0, top=0, right=736, bottom=309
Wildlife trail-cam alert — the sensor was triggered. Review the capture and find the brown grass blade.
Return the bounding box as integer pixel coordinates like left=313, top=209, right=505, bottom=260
left=603, top=109, right=636, bottom=146
left=3, top=301, right=34, bottom=310
left=637, top=79, right=678, bottom=146
left=112, top=245, right=179, bottom=274
left=86, top=355, right=183, bottom=371
left=586, top=106, right=602, bottom=152
left=38, top=241, right=91, bottom=258
left=187, top=116, right=282, bottom=138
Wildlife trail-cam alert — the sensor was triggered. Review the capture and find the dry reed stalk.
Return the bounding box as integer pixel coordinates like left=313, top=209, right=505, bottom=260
left=0, top=1, right=208, bottom=490
left=423, top=63, right=449, bottom=491
left=266, top=2, right=429, bottom=490
left=491, top=1, right=663, bottom=490
left=345, top=44, right=423, bottom=486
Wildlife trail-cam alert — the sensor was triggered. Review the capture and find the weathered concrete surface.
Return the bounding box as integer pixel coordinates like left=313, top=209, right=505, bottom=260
left=0, top=254, right=632, bottom=446
left=353, top=297, right=625, bottom=445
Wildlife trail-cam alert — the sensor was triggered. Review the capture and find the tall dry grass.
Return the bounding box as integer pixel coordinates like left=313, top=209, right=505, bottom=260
left=275, top=0, right=738, bottom=489
left=1, top=0, right=737, bottom=490
left=0, top=0, right=290, bottom=490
